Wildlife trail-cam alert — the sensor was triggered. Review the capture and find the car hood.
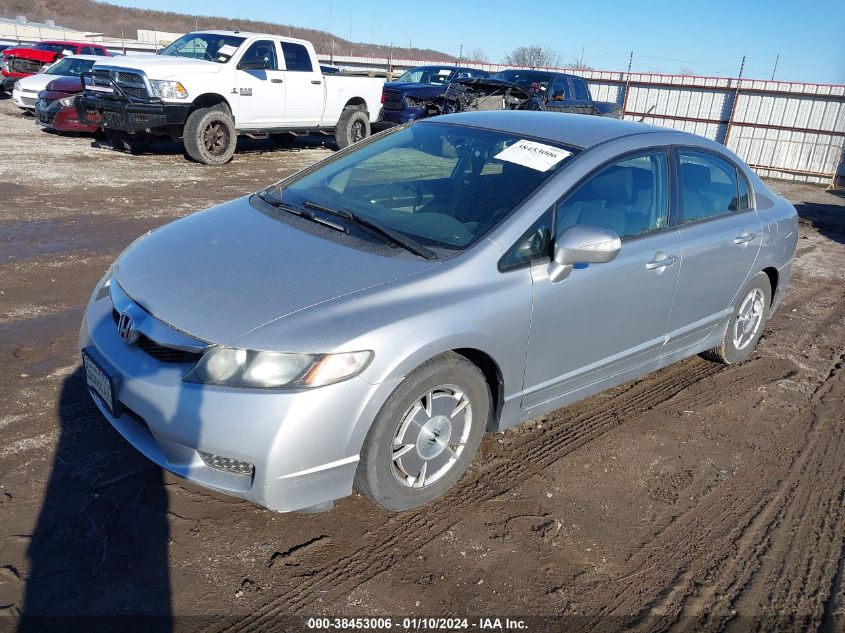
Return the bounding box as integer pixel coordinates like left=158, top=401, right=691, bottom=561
left=44, top=75, right=84, bottom=94
left=113, top=196, right=439, bottom=345
left=385, top=82, right=446, bottom=98
left=94, top=55, right=224, bottom=80
left=2, top=47, right=58, bottom=63
left=16, top=72, right=55, bottom=92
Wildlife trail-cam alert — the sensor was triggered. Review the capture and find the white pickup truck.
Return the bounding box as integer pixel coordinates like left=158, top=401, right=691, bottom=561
left=76, top=31, right=385, bottom=164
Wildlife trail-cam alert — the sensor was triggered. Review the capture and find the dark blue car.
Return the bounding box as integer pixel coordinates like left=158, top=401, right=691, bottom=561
left=380, top=65, right=491, bottom=124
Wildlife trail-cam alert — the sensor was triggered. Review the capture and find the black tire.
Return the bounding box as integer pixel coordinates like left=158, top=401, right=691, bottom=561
left=354, top=353, right=491, bottom=511
left=335, top=106, right=370, bottom=149
left=104, top=128, right=152, bottom=154
left=702, top=272, right=772, bottom=364
left=183, top=104, right=237, bottom=165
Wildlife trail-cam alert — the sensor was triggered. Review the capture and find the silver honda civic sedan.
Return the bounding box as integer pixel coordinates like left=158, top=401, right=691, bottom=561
left=80, top=111, right=798, bottom=512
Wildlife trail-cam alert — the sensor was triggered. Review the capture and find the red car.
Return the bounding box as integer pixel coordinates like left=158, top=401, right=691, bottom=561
left=1, top=40, right=109, bottom=92
left=35, top=76, right=98, bottom=133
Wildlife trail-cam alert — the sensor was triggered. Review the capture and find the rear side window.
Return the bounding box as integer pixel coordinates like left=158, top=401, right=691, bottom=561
left=678, top=150, right=747, bottom=223
left=555, top=149, right=670, bottom=240
left=281, top=43, right=313, bottom=72
left=571, top=78, right=590, bottom=101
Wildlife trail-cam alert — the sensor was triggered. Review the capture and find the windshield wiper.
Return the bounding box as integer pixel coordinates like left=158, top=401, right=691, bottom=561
left=258, top=191, right=349, bottom=234
left=302, top=200, right=438, bottom=260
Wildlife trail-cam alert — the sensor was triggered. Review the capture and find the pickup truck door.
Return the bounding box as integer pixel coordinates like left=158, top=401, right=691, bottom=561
left=235, top=40, right=286, bottom=127
left=278, top=42, right=323, bottom=127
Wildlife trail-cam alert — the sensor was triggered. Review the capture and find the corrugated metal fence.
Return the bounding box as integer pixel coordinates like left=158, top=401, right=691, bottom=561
left=322, top=54, right=845, bottom=187
left=583, top=70, right=845, bottom=185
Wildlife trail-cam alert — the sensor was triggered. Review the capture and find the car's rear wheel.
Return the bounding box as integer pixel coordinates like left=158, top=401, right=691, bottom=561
left=104, top=128, right=152, bottom=154
left=183, top=104, right=237, bottom=165
left=354, top=353, right=490, bottom=511
left=335, top=106, right=370, bottom=149
left=702, top=272, right=772, bottom=364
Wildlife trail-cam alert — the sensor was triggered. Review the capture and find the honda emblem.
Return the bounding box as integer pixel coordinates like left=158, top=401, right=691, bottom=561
left=117, top=312, right=138, bottom=344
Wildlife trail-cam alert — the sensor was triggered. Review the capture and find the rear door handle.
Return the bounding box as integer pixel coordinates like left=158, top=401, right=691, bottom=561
left=271, top=78, right=284, bottom=83
left=646, top=254, right=678, bottom=270
left=733, top=231, right=756, bottom=244
left=311, top=80, right=322, bottom=85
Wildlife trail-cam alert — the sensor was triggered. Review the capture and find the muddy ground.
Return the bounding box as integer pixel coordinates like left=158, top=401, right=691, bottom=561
left=0, top=95, right=843, bottom=632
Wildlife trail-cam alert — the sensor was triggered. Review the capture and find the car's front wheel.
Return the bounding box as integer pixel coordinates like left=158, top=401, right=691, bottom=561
left=354, top=353, right=490, bottom=511
left=183, top=104, right=237, bottom=165
left=703, top=272, right=772, bottom=364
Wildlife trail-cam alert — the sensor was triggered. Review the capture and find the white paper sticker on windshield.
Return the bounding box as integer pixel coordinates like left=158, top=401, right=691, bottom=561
left=494, top=139, right=571, bottom=172
left=218, top=44, right=237, bottom=56
left=438, top=69, right=452, bottom=75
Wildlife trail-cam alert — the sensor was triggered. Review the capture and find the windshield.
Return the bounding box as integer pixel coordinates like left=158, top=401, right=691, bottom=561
left=262, top=121, right=578, bottom=252
left=45, top=57, right=95, bottom=76
left=33, top=43, right=70, bottom=54
left=159, top=33, right=246, bottom=63
left=492, top=70, right=555, bottom=95
left=396, top=67, right=458, bottom=86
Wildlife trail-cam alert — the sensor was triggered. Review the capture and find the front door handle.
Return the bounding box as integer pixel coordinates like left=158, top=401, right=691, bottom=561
left=271, top=78, right=284, bottom=83
left=646, top=254, right=678, bottom=270
left=311, top=80, right=322, bottom=85
left=733, top=231, right=756, bottom=244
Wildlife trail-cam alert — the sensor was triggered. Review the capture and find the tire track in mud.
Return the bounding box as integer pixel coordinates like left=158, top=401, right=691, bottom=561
left=219, top=348, right=821, bottom=631
left=570, top=351, right=845, bottom=633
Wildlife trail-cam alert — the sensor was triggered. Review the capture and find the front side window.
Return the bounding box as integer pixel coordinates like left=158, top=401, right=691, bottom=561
left=159, top=33, right=245, bottom=63
left=549, top=75, right=569, bottom=100
left=281, top=43, right=313, bottom=72
left=262, top=122, right=578, bottom=251
left=492, top=70, right=555, bottom=95
left=556, top=150, right=670, bottom=240
left=678, top=150, right=745, bottom=223
left=240, top=40, right=278, bottom=70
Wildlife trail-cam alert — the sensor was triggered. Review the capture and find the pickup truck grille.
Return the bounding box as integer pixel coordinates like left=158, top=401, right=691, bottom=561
left=9, top=57, right=44, bottom=74
left=89, top=68, right=150, bottom=99
left=383, top=90, right=404, bottom=111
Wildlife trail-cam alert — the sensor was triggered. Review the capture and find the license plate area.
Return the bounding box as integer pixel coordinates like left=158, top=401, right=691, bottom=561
left=82, top=348, right=121, bottom=416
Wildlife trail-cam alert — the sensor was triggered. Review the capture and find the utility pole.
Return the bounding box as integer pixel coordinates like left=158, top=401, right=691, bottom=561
left=579, top=46, right=585, bottom=70
left=621, top=51, right=633, bottom=118
left=771, top=54, right=779, bottom=80
left=724, top=55, right=746, bottom=147
left=458, top=44, right=463, bottom=65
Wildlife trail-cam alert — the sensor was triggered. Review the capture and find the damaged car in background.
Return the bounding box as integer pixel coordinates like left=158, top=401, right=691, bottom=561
left=390, top=77, right=545, bottom=121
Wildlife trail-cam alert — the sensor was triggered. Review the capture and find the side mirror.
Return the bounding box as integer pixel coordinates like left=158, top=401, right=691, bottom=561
left=548, top=225, right=621, bottom=283
left=238, top=58, right=269, bottom=71
left=552, top=92, right=564, bottom=101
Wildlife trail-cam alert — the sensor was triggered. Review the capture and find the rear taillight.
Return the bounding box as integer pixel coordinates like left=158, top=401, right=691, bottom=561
left=380, top=88, right=385, bottom=104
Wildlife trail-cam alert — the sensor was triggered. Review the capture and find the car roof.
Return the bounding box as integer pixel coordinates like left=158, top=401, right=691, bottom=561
left=194, top=30, right=311, bottom=46
left=42, top=40, right=105, bottom=47
left=54, top=54, right=103, bottom=61
left=433, top=111, right=692, bottom=150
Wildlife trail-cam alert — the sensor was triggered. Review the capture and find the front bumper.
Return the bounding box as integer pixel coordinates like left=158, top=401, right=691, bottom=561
left=36, top=98, right=97, bottom=132
left=1, top=74, right=20, bottom=92
left=76, top=92, right=191, bottom=134
left=80, top=292, right=392, bottom=512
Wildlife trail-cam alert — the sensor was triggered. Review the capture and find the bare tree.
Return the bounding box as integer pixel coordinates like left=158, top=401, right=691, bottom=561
left=466, top=47, right=488, bottom=64
left=678, top=67, right=694, bottom=76
left=503, top=45, right=561, bottom=68
left=568, top=57, right=594, bottom=71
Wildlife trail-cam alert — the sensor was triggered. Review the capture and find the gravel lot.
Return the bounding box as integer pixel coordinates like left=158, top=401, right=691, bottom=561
left=1, top=95, right=844, bottom=631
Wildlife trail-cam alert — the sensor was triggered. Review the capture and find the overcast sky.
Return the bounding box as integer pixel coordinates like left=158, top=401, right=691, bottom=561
left=107, top=0, right=845, bottom=83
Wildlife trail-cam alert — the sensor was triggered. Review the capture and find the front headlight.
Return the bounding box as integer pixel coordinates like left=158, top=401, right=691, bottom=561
left=183, top=347, right=373, bottom=389
left=92, top=265, right=114, bottom=302
left=149, top=80, right=189, bottom=99
left=58, top=96, right=75, bottom=107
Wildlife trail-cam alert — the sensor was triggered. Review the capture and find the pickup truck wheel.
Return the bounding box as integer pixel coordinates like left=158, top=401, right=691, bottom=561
left=103, top=128, right=152, bottom=154
left=354, top=353, right=490, bottom=511
left=702, top=272, right=771, bottom=364
left=183, top=105, right=237, bottom=165
left=335, top=107, right=370, bottom=149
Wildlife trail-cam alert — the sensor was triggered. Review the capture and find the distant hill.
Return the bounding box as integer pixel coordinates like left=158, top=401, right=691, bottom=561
left=3, top=0, right=457, bottom=60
